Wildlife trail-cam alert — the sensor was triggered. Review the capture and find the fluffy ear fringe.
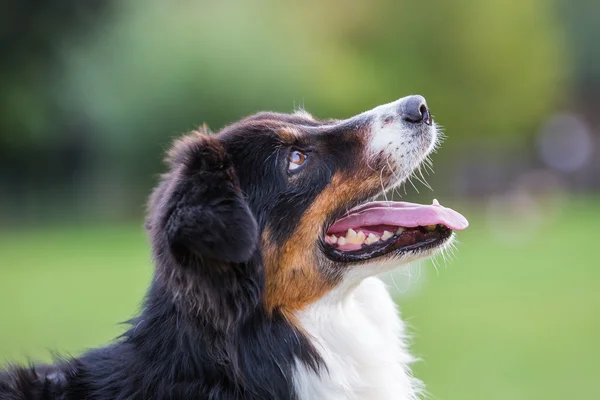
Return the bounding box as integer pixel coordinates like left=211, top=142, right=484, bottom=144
left=152, top=130, right=258, bottom=264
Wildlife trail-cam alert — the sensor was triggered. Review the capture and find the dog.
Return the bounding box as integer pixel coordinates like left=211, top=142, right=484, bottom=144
left=0, top=95, right=468, bottom=400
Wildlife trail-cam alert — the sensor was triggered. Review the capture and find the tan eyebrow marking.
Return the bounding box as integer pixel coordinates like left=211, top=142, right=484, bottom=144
left=278, top=127, right=302, bottom=144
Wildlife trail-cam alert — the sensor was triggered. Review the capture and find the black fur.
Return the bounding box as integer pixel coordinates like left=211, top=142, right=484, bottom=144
left=0, top=112, right=368, bottom=399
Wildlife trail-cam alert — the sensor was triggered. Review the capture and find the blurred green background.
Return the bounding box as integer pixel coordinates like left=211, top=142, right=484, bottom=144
left=1, top=0, right=599, bottom=399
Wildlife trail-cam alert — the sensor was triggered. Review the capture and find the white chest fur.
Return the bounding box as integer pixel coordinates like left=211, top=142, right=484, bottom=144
left=292, top=277, right=422, bottom=400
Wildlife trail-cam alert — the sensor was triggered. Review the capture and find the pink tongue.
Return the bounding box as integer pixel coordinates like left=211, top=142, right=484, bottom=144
left=327, top=200, right=468, bottom=234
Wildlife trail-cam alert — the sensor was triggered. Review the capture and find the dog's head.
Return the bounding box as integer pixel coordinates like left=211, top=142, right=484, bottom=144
left=148, top=95, right=468, bottom=315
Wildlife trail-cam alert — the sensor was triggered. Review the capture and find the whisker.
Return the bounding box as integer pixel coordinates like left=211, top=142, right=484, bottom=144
left=379, top=164, right=389, bottom=202
left=407, top=174, right=420, bottom=194
left=389, top=270, right=404, bottom=294
left=423, top=159, right=435, bottom=176
left=365, top=153, right=379, bottom=172
left=430, top=256, right=440, bottom=276
left=413, top=164, right=433, bottom=192
left=383, top=157, right=407, bottom=201
left=413, top=260, right=423, bottom=282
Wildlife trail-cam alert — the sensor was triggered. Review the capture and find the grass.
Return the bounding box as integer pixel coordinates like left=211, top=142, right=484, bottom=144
left=1, top=197, right=599, bottom=400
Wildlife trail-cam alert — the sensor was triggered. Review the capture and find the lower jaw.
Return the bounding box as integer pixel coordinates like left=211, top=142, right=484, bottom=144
left=322, top=227, right=453, bottom=263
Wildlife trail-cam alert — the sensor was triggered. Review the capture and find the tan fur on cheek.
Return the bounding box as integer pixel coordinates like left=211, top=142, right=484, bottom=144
left=262, top=171, right=385, bottom=313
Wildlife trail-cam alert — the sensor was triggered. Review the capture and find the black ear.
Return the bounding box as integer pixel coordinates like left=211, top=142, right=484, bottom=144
left=151, top=131, right=258, bottom=264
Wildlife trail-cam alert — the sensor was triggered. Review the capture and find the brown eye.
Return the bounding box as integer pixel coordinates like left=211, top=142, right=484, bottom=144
left=288, top=150, right=307, bottom=171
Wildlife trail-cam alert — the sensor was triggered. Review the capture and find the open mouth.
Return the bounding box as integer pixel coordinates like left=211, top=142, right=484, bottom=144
left=323, top=199, right=468, bottom=262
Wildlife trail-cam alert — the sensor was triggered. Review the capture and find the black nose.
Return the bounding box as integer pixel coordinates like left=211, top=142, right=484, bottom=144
left=399, top=95, right=432, bottom=125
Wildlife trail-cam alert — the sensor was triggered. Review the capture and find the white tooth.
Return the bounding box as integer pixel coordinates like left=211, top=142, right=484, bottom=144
left=328, top=234, right=338, bottom=244
left=425, top=225, right=437, bottom=231
left=432, top=198, right=440, bottom=206
left=345, top=228, right=359, bottom=244
left=346, top=229, right=366, bottom=245
left=365, top=233, right=381, bottom=245
left=396, top=227, right=405, bottom=235
left=346, top=235, right=360, bottom=245
left=381, top=230, right=394, bottom=240
left=337, top=236, right=346, bottom=246
left=357, top=231, right=366, bottom=242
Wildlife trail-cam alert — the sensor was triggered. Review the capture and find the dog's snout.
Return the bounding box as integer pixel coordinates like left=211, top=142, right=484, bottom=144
left=399, top=95, right=432, bottom=126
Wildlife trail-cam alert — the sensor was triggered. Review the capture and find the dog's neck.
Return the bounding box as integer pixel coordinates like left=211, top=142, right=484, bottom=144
left=292, top=276, right=422, bottom=400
